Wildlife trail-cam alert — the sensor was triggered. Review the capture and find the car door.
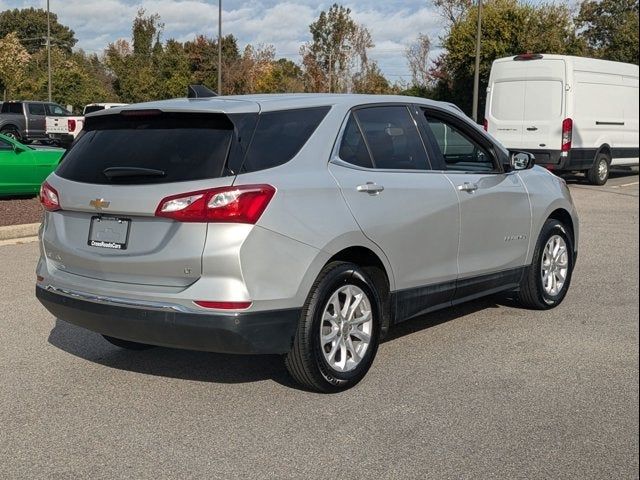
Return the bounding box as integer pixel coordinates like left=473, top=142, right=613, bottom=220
left=0, top=137, right=35, bottom=195
left=421, top=108, right=532, bottom=302
left=328, top=105, right=461, bottom=320
left=27, top=103, right=47, bottom=139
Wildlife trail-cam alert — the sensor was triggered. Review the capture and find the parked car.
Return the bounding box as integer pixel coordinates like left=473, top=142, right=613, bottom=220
left=0, top=101, right=71, bottom=144
left=35, top=94, right=579, bottom=392
left=485, top=54, right=639, bottom=185
left=46, top=102, right=127, bottom=148
left=0, top=133, right=65, bottom=197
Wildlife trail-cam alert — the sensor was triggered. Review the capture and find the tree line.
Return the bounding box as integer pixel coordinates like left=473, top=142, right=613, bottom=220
left=0, top=0, right=638, bottom=117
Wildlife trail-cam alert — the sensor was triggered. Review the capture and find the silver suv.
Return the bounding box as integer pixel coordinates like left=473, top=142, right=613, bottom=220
left=36, top=94, right=579, bottom=392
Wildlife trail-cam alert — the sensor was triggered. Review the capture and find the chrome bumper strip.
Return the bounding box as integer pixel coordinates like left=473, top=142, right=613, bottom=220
left=41, top=284, right=202, bottom=314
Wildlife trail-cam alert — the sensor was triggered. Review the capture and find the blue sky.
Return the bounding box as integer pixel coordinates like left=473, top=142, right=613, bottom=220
left=0, top=0, right=450, bottom=82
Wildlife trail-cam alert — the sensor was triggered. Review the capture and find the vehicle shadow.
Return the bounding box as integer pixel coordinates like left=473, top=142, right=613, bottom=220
left=47, top=294, right=514, bottom=389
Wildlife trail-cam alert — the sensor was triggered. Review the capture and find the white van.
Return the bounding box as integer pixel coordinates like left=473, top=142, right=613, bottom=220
left=485, top=54, right=639, bottom=184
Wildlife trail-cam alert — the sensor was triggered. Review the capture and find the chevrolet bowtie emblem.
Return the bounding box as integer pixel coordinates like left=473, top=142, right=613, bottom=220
left=89, top=198, right=110, bottom=210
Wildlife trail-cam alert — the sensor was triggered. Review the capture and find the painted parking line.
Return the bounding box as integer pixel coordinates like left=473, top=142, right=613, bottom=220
left=612, top=181, right=639, bottom=188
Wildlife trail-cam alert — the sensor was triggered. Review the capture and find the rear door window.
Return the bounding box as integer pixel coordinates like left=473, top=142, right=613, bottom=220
left=354, top=106, right=430, bottom=170
left=239, top=107, right=329, bottom=173
left=56, top=112, right=236, bottom=185
left=28, top=104, right=46, bottom=116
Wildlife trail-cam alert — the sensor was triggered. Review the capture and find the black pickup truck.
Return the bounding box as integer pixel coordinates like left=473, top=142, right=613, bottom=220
left=0, top=101, right=71, bottom=143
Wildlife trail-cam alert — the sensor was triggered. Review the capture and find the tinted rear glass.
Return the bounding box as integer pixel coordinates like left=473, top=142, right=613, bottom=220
left=239, top=107, right=330, bottom=173
left=29, top=103, right=46, bottom=115
left=56, top=113, right=235, bottom=185
left=83, top=105, right=106, bottom=114
left=1, top=103, right=23, bottom=114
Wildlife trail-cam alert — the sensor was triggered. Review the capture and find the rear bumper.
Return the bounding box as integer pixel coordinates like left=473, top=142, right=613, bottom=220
left=36, top=285, right=300, bottom=354
left=527, top=149, right=598, bottom=172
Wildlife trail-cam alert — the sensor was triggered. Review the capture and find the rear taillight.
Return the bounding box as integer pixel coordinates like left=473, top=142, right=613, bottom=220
left=39, top=182, right=61, bottom=211
left=193, top=300, right=252, bottom=310
left=561, top=118, right=573, bottom=152
left=67, top=119, right=76, bottom=132
left=483, top=119, right=488, bottom=131
left=155, top=184, right=276, bottom=223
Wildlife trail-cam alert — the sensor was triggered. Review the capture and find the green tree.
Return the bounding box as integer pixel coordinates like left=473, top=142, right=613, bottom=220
left=16, top=48, right=116, bottom=111
left=434, top=0, right=585, bottom=117
left=105, top=10, right=165, bottom=102
left=0, top=8, right=76, bottom=54
left=575, top=0, right=639, bottom=64
left=183, top=34, right=240, bottom=94
left=0, top=33, right=31, bottom=100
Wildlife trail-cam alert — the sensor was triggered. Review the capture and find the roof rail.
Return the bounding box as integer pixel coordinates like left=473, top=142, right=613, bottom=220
left=187, top=85, right=218, bottom=98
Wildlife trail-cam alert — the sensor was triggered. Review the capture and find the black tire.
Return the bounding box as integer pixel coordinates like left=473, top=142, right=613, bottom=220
left=587, top=152, right=610, bottom=185
left=102, top=335, right=155, bottom=350
left=1, top=126, right=21, bottom=142
left=285, top=262, right=382, bottom=393
left=517, top=219, right=574, bottom=310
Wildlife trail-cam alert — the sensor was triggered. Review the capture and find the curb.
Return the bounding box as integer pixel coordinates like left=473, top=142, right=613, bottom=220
left=0, top=223, right=41, bottom=241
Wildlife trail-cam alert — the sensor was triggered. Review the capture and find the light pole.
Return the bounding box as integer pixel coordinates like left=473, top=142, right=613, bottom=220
left=472, top=0, right=482, bottom=123
left=217, top=0, right=222, bottom=95
left=47, top=0, right=52, bottom=102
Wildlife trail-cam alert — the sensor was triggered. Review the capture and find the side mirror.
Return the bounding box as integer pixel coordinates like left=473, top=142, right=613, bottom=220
left=508, top=151, right=535, bottom=171
left=13, top=144, right=27, bottom=154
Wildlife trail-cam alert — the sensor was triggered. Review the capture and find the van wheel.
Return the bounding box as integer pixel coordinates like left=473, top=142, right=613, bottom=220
left=517, top=219, right=574, bottom=310
left=587, top=152, right=610, bottom=185
left=102, top=335, right=155, bottom=350
left=285, top=262, right=381, bottom=393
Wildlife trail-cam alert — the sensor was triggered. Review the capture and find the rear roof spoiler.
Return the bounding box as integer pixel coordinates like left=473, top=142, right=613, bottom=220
left=187, top=85, right=218, bottom=98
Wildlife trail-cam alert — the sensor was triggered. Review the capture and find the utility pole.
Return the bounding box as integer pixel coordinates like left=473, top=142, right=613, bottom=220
left=47, top=0, right=52, bottom=102
left=472, top=0, right=482, bottom=123
left=217, top=0, right=222, bottom=95
left=328, top=51, right=332, bottom=93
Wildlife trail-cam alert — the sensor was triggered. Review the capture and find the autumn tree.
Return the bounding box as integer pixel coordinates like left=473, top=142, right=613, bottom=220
left=301, top=4, right=378, bottom=93
left=0, top=33, right=31, bottom=100
left=575, top=0, right=639, bottom=64
left=405, top=33, right=432, bottom=87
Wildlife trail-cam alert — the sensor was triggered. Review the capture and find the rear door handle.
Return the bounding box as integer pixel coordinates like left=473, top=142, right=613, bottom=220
left=526, top=126, right=538, bottom=131
left=457, top=182, right=478, bottom=193
left=356, top=182, right=384, bottom=195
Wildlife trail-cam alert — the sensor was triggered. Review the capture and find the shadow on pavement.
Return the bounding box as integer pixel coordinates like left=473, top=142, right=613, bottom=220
left=47, top=294, right=514, bottom=388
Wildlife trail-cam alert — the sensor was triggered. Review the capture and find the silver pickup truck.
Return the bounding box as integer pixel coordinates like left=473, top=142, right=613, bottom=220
left=0, top=101, right=71, bottom=144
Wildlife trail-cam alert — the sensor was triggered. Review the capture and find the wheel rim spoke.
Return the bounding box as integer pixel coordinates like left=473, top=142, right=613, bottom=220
left=541, top=234, right=569, bottom=297
left=320, top=284, right=373, bottom=373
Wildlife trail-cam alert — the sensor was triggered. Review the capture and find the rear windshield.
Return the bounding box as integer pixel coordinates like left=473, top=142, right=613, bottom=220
left=83, top=105, right=106, bottom=115
left=56, top=112, right=235, bottom=185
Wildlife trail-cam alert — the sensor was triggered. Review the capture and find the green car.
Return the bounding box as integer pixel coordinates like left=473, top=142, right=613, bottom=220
left=0, top=133, right=64, bottom=197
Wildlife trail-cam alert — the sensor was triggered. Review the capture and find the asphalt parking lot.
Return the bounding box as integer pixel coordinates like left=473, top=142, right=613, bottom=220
left=1, top=172, right=638, bottom=479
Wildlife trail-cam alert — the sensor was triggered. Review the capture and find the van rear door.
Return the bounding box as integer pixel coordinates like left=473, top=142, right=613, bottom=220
left=487, top=57, right=566, bottom=156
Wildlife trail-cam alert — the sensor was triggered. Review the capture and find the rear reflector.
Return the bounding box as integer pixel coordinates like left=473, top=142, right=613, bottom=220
left=483, top=119, right=488, bottom=131
left=68, top=119, right=77, bottom=132
left=155, top=184, right=275, bottom=223
left=561, top=118, right=573, bottom=152
left=39, top=182, right=61, bottom=211
left=193, top=300, right=252, bottom=310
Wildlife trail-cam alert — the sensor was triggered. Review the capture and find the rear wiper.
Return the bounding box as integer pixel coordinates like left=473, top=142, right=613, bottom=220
left=102, top=167, right=166, bottom=180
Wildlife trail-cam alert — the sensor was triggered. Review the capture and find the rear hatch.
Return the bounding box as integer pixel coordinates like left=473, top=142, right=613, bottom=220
left=43, top=106, right=258, bottom=287
left=487, top=57, right=566, bottom=155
